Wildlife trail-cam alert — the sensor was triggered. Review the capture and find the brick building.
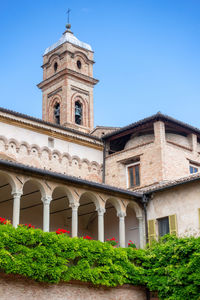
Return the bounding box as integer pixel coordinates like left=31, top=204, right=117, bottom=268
left=0, top=22, right=199, bottom=248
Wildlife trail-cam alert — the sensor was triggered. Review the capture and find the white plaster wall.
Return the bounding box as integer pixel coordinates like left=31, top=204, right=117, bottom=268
left=0, top=122, right=102, bottom=163
left=147, top=181, right=200, bottom=236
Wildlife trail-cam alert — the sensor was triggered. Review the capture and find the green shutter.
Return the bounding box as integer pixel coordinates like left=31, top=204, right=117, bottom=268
left=148, top=219, right=156, bottom=246
left=169, top=214, right=177, bottom=236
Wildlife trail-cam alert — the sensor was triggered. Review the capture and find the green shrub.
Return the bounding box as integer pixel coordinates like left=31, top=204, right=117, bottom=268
left=0, top=223, right=200, bottom=299
left=144, top=235, right=200, bottom=300
left=0, top=224, right=144, bottom=287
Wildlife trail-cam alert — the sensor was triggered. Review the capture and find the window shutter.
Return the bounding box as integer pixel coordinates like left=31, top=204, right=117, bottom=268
left=148, top=219, right=156, bottom=245
left=169, top=214, right=177, bottom=236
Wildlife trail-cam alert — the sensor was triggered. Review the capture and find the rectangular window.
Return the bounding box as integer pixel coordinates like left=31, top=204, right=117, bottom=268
left=48, top=137, right=54, bottom=148
left=190, top=165, right=198, bottom=174
left=158, top=217, right=169, bottom=237
left=128, top=164, right=140, bottom=187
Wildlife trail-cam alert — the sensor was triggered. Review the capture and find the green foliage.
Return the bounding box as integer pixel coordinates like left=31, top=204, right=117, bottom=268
left=143, top=235, right=200, bottom=300
left=0, top=224, right=144, bottom=287
left=0, top=224, right=200, bottom=300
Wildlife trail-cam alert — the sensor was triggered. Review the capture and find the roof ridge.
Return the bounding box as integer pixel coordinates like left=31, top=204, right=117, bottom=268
left=102, top=112, right=200, bottom=139
left=0, top=106, right=101, bottom=142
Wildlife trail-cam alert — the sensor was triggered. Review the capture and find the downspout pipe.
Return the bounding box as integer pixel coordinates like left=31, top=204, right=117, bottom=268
left=142, top=194, right=151, bottom=245
left=142, top=193, right=151, bottom=300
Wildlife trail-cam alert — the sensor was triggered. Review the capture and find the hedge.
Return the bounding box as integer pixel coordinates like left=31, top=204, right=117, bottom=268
left=0, top=224, right=145, bottom=287
left=0, top=223, right=200, bottom=299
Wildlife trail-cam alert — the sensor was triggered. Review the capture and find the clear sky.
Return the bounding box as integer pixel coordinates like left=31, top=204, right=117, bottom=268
left=1, top=0, right=200, bottom=128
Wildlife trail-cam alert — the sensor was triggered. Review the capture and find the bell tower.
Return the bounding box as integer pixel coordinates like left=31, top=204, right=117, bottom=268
left=37, top=23, right=98, bottom=133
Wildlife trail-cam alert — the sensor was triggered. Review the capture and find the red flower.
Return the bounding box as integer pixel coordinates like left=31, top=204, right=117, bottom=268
left=56, top=228, right=70, bottom=235
left=106, top=237, right=118, bottom=247
left=83, top=235, right=92, bottom=240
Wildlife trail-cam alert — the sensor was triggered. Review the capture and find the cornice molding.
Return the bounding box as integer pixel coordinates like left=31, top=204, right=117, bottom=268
left=37, top=68, right=99, bottom=90
left=0, top=115, right=103, bottom=151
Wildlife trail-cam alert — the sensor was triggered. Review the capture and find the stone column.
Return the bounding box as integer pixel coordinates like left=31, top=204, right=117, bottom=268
left=97, top=207, right=105, bottom=242
left=70, top=203, right=79, bottom=237
left=138, top=216, right=145, bottom=249
left=117, top=211, right=126, bottom=248
left=42, top=196, right=52, bottom=232
left=12, top=191, right=22, bottom=228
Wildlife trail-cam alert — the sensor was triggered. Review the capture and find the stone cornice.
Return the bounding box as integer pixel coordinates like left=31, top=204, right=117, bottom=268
left=41, top=49, right=95, bottom=69
left=0, top=110, right=103, bottom=151
left=37, top=68, right=99, bottom=90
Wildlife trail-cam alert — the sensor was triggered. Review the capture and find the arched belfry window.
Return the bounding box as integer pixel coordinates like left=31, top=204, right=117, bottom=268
left=75, top=101, right=82, bottom=125
left=54, top=102, right=60, bottom=125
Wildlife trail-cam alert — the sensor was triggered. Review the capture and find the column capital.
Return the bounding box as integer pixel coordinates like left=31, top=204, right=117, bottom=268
left=117, top=211, right=126, bottom=218
left=69, top=202, right=79, bottom=210
left=12, top=190, right=23, bottom=197
left=42, top=195, right=52, bottom=205
left=96, top=207, right=106, bottom=215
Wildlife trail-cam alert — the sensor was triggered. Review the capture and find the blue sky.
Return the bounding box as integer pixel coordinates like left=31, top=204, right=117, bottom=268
left=0, top=0, right=200, bottom=128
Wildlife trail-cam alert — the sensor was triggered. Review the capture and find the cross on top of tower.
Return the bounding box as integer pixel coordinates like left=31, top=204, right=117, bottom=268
left=66, top=8, right=71, bottom=30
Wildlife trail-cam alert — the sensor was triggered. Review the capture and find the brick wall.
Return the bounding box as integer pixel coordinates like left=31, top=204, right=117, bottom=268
left=0, top=273, right=147, bottom=300
left=105, top=120, right=200, bottom=189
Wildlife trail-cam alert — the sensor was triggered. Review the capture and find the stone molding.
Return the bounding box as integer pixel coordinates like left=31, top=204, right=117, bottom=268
left=0, top=135, right=102, bottom=176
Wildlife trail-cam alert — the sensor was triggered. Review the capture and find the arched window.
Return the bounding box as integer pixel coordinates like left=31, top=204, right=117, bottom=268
left=54, top=103, right=60, bottom=125
left=54, top=62, right=58, bottom=72
left=75, top=101, right=82, bottom=125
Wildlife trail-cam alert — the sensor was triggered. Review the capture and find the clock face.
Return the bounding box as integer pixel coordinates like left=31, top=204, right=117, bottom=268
left=77, top=60, right=82, bottom=69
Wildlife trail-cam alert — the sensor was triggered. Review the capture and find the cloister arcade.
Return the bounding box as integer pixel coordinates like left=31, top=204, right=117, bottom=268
left=0, top=169, right=145, bottom=248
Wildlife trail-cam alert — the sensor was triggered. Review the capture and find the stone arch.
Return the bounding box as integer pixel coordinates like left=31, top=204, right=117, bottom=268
left=90, top=161, right=100, bottom=173
left=48, top=94, right=62, bottom=123
left=81, top=158, right=90, bottom=173
left=71, top=155, right=81, bottom=168
left=21, top=178, right=47, bottom=229
left=30, top=144, right=41, bottom=157
left=0, top=171, right=19, bottom=223
left=74, top=51, right=89, bottom=64
left=105, top=197, right=124, bottom=214
left=79, top=191, right=101, bottom=210
left=22, top=178, right=46, bottom=199
left=8, top=139, right=19, bottom=153
left=50, top=185, right=74, bottom=232
left=51, top=185, right=74, bottom=205
left=47, top=53, right=60, bottom=66
left=0, top=171, right=18, bottom=194
left=78, top=191, right=101, bottom=239
left=0, top=136, right=7, bottom=151
left=126, top=201, right=143, bottom=218
left=125, top=201, right=143, bottom=248
left=71, top=93, right=88, bottom=127
left=104, top=197, right=123, bottom=243
left=41, top=146, right=51, bottom=160
left=19, top=141, right=30, bottom=155
left=61, top=153, right=72, bottom=165
left=82, top=158, right=90, bottom=166
left=52, top=150, right=61, bottom=161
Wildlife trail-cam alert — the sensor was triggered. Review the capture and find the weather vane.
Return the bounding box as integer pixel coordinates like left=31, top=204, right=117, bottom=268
left=67, top=8, right=71, bottom=24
